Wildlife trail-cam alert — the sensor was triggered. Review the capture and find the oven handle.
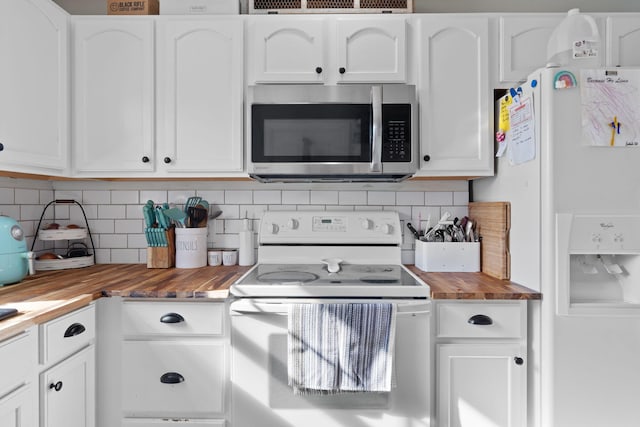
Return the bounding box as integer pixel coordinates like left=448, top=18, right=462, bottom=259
left=230, top=300, right=431, bottom=315
left=370, top=85, right=383, bottom=174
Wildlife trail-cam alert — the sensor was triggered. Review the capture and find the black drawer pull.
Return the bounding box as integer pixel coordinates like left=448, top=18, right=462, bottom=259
left=160, top=313, right=185, bottom=324
left=49, top=381, right=63, bottom=392
left=514, top=357, right=524, bottom=366
left=160, top=372, right=185, bottom=384
left=64, top=323, right=86, bottom=338
left=468, top=314, right=493, bottom=326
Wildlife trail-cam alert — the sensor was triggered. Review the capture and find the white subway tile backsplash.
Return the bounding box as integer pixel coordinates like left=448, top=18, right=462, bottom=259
left=100, top=234, right=128, bottom=249
left=310, top=191, right=338, bottom=205
left=253, top=190, right=281, bottom=205
left=111, top=190, right=139, bottom=204
left=225, top=190, right=253, bottom=205
left=98, top=205, right=126, bottom=219
left=339, top=191, right=366, bottom=205
left=368, top=191, right=396, bottom=205
left=115, top=219, right=144, bottom=234
left=453, top=191, right=470, bottom=205
left=282, top=190, right=310, bottom=205
left=83, top=190, right=111, bottom=204
left=0, top=188, right=14, bottom=204
left=397, top=191, right=425, bottom=206
left=425, top=191, right=453, bottom=206
left=2, top=180, right=469, bottom=265
left=15, top=189, right=39, bottom=204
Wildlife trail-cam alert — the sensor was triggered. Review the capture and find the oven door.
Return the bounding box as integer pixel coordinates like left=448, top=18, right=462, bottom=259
left=230, top=298, right=431, bottom=427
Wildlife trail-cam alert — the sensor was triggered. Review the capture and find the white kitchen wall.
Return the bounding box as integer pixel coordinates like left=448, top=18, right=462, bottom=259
left=0, top=178, right=468, bottom=265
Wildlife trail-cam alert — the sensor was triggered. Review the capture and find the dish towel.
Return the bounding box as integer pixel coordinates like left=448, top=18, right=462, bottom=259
left=287, top=303, right=396, bottom=395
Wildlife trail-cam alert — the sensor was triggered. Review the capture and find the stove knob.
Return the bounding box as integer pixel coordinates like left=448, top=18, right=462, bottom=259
left=287, top=218, right=299, bottom=230
left=361, top=219, right=373, bottom=230
left=382, top=223, right=393, bottom=235
left=269, top=223, right=279, bottom=234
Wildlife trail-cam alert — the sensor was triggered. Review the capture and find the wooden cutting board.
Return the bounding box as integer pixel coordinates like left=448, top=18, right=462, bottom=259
left=468, top=202, right=510, bottom=280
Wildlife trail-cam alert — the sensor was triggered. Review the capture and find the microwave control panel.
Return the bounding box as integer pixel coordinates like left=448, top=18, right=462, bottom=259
left=382, top=104, right=412, bottom=162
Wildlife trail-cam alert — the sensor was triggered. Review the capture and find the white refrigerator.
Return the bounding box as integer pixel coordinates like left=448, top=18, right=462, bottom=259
left=473, top=65, right=640, bottom=427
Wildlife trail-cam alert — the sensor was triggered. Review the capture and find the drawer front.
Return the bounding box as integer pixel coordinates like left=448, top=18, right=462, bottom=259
left=0, top=329, right=37, bottom=397
left=122, top=302, right=224, bottom=337
left=122, top=341, right=226, bottom=417
left=40, top=305, right=95, bottom=365
left=123, top=419, right=225, bottom=426
left=436, top=302, right=525, bottom=339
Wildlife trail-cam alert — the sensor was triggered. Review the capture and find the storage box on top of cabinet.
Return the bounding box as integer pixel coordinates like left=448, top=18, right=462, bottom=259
left=107, top=0, right=159, bottom=14
left=160, top=0, right=239, bottom=14
left=249, top=0, right=412, bottom=14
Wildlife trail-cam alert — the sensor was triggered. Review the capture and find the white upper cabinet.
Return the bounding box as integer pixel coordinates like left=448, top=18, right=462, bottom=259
left=335, top=17, right=407, bottom=83
left=0, top=0, right=69, bottom=176
left=247, top=16, right=407, bottom=84
left=416, top=16, right=492, bottom=177
left=606, top=15, right=640, bottom=66
left=248, top=17, right=325, bottom=84
left=156, top=17, right=244, bottom=174
left=498, top=14, right=564, bottom=85
left=72, top=17, right=155, bottom=176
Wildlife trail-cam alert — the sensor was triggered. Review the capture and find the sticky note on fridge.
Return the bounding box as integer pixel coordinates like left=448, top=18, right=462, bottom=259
left=499, top=95, right=512, bottom=132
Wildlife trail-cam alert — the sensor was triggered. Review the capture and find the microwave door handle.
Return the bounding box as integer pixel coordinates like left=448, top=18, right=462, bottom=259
left=370, top=86, right=382, bottom=173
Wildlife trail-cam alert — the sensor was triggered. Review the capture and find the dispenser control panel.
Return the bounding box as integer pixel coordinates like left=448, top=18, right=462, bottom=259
left=569, top=215, right=640, bottom=252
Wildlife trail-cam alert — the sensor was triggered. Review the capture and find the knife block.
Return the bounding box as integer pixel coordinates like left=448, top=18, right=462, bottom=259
left=147, top=227, right=175, bottom=268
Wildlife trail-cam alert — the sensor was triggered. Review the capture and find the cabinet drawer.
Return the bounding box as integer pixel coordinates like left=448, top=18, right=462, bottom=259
left=40, top=305, right=95, bottom=365
left=436, top=302, right=525, bottom=339
left=123, top=419, right=225, bottom=426
left=122, top=301, right=224, bottom=337
left=0, top=328, right=37, bottom=397
left=122, top=341, right=226, bottom=417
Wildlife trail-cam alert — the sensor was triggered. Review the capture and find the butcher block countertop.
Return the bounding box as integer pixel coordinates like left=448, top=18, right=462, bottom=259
left=0, top=264, right=540, bottom=341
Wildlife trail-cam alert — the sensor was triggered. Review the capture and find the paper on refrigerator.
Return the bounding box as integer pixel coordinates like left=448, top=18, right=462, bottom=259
left=507, top=96, right=536, bottom=165
left=581, top=69, right=640, bottom=147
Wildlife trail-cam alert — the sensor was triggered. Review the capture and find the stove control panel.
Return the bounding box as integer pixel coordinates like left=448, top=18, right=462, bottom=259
left=259, top=211, right=401, bottom=245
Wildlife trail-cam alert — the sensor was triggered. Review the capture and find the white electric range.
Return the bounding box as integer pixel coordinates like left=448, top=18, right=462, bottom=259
left=229, top=211, right=432, bottom=427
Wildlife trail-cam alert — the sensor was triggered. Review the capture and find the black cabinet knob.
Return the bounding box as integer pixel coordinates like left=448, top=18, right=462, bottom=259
left=514, top=357, right=524, bottom=366
left=315, top=67, right=323, bottom=74
left=142, top=156, right=150, bottom=163
left=160, top=313, right=185, bottom=324
left=160, top=372, right=185, bottom=384
left=0, top=142, right=4, bottom=152
left=64, top=322, right=86, bottom=338
left=468, top=314, right=493, bottom=325
left=339, top=67, right=346, bottom=74
left=423, top=155, right=431, bottom=162
left=49, top=381, right=63, bottom=392
left=164, top=157, right=172, bottom=164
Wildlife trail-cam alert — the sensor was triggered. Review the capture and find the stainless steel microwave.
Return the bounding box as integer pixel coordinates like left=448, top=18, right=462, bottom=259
left=247, top=84, right=418, bottom=182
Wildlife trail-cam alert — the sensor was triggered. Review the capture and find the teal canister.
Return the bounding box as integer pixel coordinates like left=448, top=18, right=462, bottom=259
left=0, top=216, right=35, bottom=285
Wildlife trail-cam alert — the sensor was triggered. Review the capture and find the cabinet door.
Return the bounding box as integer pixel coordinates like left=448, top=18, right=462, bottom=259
left=41, top=345, right=95, bottom=427
left=72, top=18, right=155, bottom=176
left=0, top=0, right=68, bottom=175
left=437, top=344, right=526, bottom=427
left=336, top=17, right=406, bottom=83
left=606, top=15, right=640, bottom=66
left=157, top=18, right=243, bottom=173
left=0, top=385, right=37, bottom=427
left=417, top=17, right=492, bottom=177
left=248, top=17, right=325, bottom=84
left=499, top=15, right=564, bottom=84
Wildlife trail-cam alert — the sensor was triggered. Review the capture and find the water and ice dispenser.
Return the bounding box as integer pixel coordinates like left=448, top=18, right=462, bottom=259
left=557, top=214, right=640, bottom=314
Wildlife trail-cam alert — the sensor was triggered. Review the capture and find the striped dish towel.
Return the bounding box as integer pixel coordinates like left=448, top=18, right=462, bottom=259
left=287, top=303, right=396, bottom=395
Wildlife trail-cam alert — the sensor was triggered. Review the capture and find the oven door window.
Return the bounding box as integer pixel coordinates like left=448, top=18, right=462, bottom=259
left=252, top=104, right=371, bottom=162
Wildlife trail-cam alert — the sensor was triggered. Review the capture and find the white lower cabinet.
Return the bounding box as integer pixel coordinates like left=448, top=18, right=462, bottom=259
left=0, top=327, right=38, bottom=427
left=39, top=304, right=96, bottom=427
left=0, top=384, right=37, bottom=427
left=120, top=300, right=228, bottom=426
left=435, top=301, right=527, bottom=427
left=41, top=346, right=95, bottom=427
